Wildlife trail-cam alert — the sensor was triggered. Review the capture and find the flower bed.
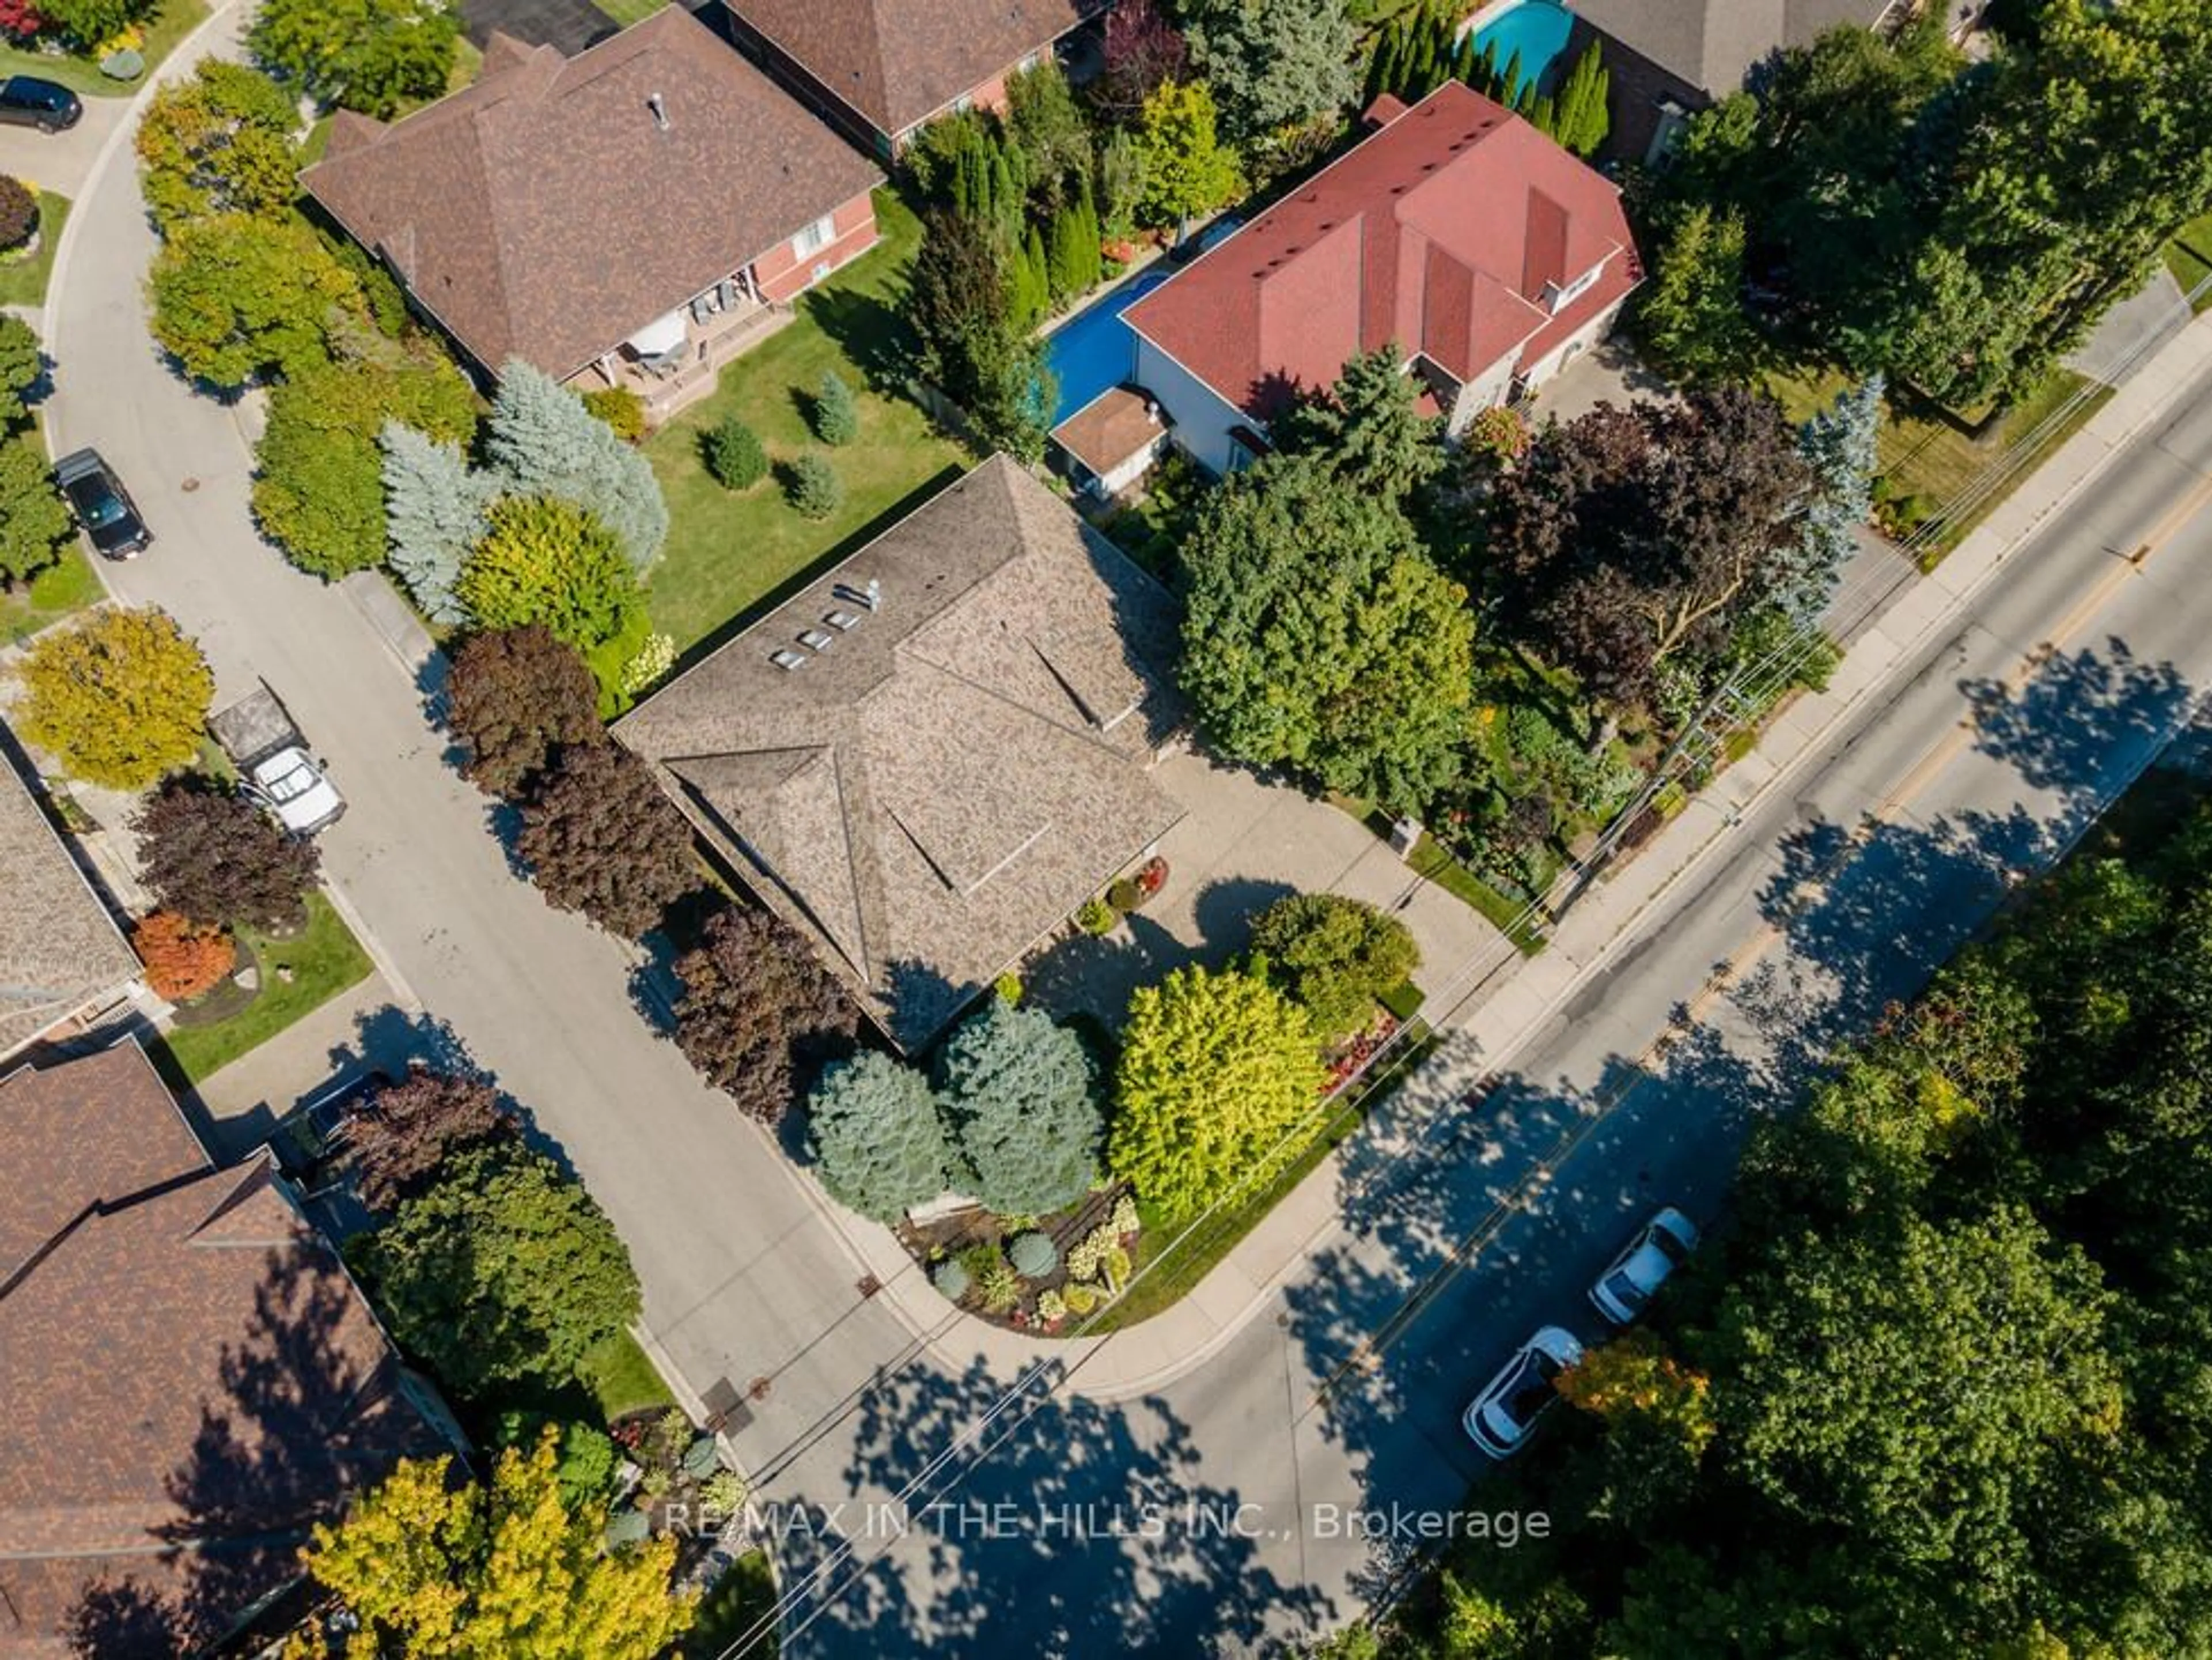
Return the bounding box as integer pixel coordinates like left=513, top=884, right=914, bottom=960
left=903, top=1185, right=1145, bottom=1336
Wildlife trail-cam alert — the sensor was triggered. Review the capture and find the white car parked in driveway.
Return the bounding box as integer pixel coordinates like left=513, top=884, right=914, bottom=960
left=1462, top=1326, right=1584, bottom=1458
left=1588, top=1207, right=1700, bottom=1325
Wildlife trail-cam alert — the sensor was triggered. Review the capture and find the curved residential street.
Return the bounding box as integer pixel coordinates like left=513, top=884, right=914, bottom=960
left=42, top=5, right=926, bottom=1479
left=34, top=10, right=2212, bottom=1656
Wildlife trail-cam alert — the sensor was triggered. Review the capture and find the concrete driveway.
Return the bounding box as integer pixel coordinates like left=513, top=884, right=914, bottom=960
left=0, top=89, right=131, bottom=202
left=1024, top=749, right=1506, bottom=1030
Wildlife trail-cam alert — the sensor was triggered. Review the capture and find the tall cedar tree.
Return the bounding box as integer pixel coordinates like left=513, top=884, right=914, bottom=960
left=937, top=997, right=1104, bottom=1216
left=445, top=624, right=603, bottom=797
left=1486, top=388, right=1813, bottom=705
left=350, top=1069, right=514, bottom=1213
left=1272, top=343, right=1444, bottom=499
left=517, top=740, right=699, bottom=939
left=133, top=776, right=321, bottom=930
left=906, top=206, right=1051, bottom=461
left=672, top=907, right=857, bottom=1125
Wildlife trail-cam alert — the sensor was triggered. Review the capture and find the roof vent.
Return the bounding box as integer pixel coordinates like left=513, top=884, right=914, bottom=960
left=825, top=609, right=861, bottom=631
left=799, top=628, right=834, bottom=652
left=647, top=92, right=669, bottom=133
left=771, top=648, right=806, bottom=671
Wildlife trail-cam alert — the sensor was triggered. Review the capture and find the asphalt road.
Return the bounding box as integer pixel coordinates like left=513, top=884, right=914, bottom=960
left=35, top=22, right=2212, bottom=1656
left=746, top=368, right=2212, bottom=1655
left=41, top=13, right=923, bottom=1468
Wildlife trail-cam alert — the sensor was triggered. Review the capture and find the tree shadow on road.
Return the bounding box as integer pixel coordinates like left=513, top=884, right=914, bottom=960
left=771, top=1355, right=1331, bottom=1657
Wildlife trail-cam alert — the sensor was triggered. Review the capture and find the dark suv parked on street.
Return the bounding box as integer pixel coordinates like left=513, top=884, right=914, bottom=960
left=54, top=448, right=151, bottom=558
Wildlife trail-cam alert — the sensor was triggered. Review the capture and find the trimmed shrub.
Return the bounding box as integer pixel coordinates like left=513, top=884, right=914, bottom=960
left=133, top=911, right=235, bottom=1002
left=1077, top=897, right=1115, bottom=935
left=1008, top=1232, right=1059, bottom=1279
left=1036, top=1287, right=1067, bottom=1326
left=813, top=370, right=859, bottom=446
left=702, top=415, right=766, bottom=490
left=1062, top=1281, right=1099, bottom=1316
left=993, top=970, right=1024, bottom=1004
left=582, top=386, right=647, bottom=442
left=786, top=452, right=843, bottom=520
left=0, top=177, right=36, bottom=252
left=931, top=1257, right=972, bottom=1301
left=1109, top=1193, right=1141, bottom=1238
left=971, top=1250, right=1021, bottom=1314
left=1107, top=876, right=1142, bottom=913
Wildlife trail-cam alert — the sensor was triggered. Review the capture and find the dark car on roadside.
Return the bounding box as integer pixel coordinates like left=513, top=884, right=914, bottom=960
left=0, top=76, right=82, bottom=132
left=53, top=447, right=151, bottom=558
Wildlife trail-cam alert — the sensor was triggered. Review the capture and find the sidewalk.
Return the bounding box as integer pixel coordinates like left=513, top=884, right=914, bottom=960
left=808, top=302, right=2212, bottom=1402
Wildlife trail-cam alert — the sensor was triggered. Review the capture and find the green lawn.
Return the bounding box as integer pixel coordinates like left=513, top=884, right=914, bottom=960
left=0, top=0, right=208, bottom=95
left=0, top=542, right=101, bottom=645
left=2165, top=210, right=2212, bottom=313
left=594, top=0, right=670, bottom=26
left=681, top=1551, right=779, bottom=1659
left=642, top=189, right=972, bottom=653
left=157, top=892, right=374, bottom=1084
left=0, top=192, right=69, bottom=308
left=1764, top=363, right=2113, bottom=562
left=578, top=1327, right=677, bottom=1422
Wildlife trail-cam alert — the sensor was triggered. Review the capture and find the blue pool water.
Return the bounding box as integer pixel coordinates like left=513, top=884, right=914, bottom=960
left=1044, top=268, right=1171, bottom=426
left=1469, top=0, right=1575, bottom=96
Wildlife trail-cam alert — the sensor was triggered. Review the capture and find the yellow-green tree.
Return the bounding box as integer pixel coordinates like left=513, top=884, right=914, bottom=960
left=1109, top=963, right=1322, bottom=1218
left=1136, top=81, right=1242, bottom=232
left=294, top=1432, right=696, bottom=1659
left=16, top=607, right=213, bottom=789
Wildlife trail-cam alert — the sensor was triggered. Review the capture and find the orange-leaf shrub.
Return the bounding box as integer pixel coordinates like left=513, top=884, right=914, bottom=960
left=134, top=910, right=236, bottom=1003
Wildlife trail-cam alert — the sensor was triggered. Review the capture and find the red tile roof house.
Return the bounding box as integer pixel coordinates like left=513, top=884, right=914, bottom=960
left=301, top=6, right=884, bottom=421
left=719, top=0, right=1109, bottom=158
left=0, top=1042, right=463, bottom=1658
left=1123, top=81, right=1641, bottom=478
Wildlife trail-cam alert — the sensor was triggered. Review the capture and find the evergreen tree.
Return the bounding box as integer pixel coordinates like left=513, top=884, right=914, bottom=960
left=1498, top=47, right=1524, bottom=101
left=1551, top=41, right=1611, bottom=156
left=1178, top=0, right=1358, bottom=145
left=1366, top=18, right=1404, bottom=103
left=938, top=997, right=1104, bottom=1216
left=1777, top=375, right=1883, bottom=627
left=381, top=421, right=494, bottom=625
left=813, top=369, right=859, bottom=447
left=1274, top=344, right=1444, bottom=498
left=1636, top=204, right=1760, bottom=383
left=1017, top=223, right=1051, bottom=324
left=484, top=360, right=668, bottom=570
left=806, top=1052, right=956, bottom=1223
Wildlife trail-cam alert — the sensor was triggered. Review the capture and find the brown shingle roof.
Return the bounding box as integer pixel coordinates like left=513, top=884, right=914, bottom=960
left=724, top=0, right=1102, bottom=139
left=0, top=748, right=138, bottom=1062
left=1051, top=385, right=1169, bottom=477
left=1571, top=0, right=1896, bottom=96
left=615, top=456, right=1184, bottom=1048
left=300, top=7, right=882, bottom=380
left=0, top=1043, right=448, bottom=1658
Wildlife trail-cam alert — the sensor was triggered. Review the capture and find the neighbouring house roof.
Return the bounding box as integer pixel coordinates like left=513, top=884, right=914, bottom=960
left=723, top=0, right=1103, bottom=139
left=0, top=751, right=138, bottom=1062
left=1124, top=82, right=1638, bottom=424
left=300, top=6, right=882, bottom=381
left=0, top=1043, right=450, bottom=1658
left=1569, top=0, right=1896, bottom=98
left=1051, top=385, right=1169, bottom=478
left=615, top=456, right=1185, bottom=1049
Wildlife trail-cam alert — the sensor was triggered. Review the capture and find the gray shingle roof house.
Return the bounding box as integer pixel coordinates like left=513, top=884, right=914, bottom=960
left=0, top=748, right=138, bottom=1062
left=615, top=456, right=1184, bottom=1049
left=1564, top=0, right=1898, bottom=160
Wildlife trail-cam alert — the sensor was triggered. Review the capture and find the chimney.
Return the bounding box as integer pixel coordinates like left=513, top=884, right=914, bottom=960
left=647, top=92, right=669, bottom=133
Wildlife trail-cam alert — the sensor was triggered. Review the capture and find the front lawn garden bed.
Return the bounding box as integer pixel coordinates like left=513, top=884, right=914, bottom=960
left=0, top=191, right=68, bottom=308
left=154, top=891, right=373, bottom=1084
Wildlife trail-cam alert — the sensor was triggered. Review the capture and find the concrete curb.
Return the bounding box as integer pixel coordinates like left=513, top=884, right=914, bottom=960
left=955, top=307, right=2212, bottom=1406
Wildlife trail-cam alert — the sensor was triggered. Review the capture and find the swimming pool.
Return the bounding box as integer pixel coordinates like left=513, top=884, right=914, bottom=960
left=1044, top=268, right=1171, bottom=426
left=1469, top=0, right=1574, bottom=96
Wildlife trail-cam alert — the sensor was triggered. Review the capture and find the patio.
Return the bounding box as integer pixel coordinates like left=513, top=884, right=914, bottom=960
left=588, top=293, right=800, bottom=421
left=1024, top=748, right=1507, bottom=1031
